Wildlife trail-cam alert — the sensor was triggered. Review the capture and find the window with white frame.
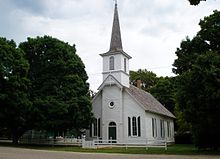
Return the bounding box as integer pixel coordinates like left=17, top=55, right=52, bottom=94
left=109, top=56, right=114, bottom=70
left=152, top=118, right=157, bottom=137
left=128, top=116, right=141, bottom=137
left=90, top=117, right=101, bottom=137
left=160, top=119, right=165, bottom=138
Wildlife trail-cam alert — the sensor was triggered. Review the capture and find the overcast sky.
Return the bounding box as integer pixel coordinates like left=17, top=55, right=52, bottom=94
left=0, top=0, right=219, bottom=91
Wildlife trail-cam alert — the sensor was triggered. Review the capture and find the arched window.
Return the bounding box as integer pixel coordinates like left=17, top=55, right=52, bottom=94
left=109, top=56, right=114, bottom=70
left=109, top=121, right=116, bottom=126
left=108, top=121, right=117, bottom=142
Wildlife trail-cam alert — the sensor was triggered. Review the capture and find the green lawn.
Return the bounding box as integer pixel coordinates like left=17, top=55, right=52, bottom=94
left=0, top=142, right=219, bottom=155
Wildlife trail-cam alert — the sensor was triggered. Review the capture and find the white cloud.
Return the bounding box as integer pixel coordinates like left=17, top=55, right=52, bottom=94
left=0, top=0, right=219, bottom=91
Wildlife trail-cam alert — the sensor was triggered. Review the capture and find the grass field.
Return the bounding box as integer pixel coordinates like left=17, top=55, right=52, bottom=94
left=0, top=142, right=219, bottom=155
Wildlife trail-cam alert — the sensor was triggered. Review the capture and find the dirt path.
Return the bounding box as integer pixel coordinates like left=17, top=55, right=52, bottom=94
left=0, top=146, right=220, bottom=159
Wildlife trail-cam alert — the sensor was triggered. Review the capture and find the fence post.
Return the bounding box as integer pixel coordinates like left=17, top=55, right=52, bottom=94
left=165, top=141, right=167, bottom=150
left=110, top=137, right=112, bottom=148
left=82, top=138, right=85, bottom=148
left=93, top=140, right=97, bottom=149
left=146, top=138, right=148, bottom=150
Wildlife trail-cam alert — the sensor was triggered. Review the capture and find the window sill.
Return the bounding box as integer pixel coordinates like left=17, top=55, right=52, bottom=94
left=128, top=136, right=141, bottom=138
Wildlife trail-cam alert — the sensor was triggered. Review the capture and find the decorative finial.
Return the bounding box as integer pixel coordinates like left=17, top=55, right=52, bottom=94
left=114, top=0, right=117, bottom=6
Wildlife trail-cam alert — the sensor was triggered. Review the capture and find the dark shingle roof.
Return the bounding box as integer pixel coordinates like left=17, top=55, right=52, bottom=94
left=126, top=85, right=175, bottom=118
left=100, top=3, right=132, bottom=59
left=109, top=3, right=123, bottom=52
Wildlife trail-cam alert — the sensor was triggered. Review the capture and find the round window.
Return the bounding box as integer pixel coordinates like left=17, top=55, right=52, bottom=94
left=109, top=101, right=115, bottom=108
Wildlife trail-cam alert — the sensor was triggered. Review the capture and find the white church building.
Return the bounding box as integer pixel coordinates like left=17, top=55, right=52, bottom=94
left=86, top=2, right=175, bottom=144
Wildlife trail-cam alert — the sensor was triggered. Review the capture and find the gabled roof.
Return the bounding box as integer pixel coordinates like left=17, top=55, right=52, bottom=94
left=125, top=85, right=175, bottom=118
left=93, top=80, right=175, bottom=118
left=100, top=50, right=132, bottom=59
left=92, top=74, right=123, bottom=103
left=97, top=74, right=123, bottom=90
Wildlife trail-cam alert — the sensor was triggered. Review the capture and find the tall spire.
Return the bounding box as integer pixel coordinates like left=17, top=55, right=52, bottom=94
left=109, top=1, right=123, bottom=52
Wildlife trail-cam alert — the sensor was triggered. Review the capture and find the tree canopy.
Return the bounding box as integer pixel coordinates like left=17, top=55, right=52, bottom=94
left=149, top=77, right=176, bottom=115
left=130, top=69, right=175, bottom=114
left=130, top=69, right=158, bottom=91
left=173, top=10, right=220, bottom=149
left=188, top=0, right=206, bottom=5
left=0, top=36, right=93, bottom=143
left=19, top=36, right=93, bottom=135
left=0, top=37, right=32, bottom=143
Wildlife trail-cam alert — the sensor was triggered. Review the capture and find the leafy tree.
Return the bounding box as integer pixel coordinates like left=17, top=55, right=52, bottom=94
left=0, top=37, right=31, bottom=144
left=174, top=105, right=191, bottom=134
left=188, top=0, right=206, bottom=5
left=173, top=10, right=220, bottom=149
left=19, top=36, right=93, bottom=136
left=130, top=69, right=158, bottom=91
left=149, top=77, right=176, bottom=114
left=130, top=69, right=176, bottom=114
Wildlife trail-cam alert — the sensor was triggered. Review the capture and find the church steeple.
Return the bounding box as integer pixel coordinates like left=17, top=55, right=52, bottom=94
left=109, top=1, right=123, bottom=52
left=100, top=1, right=131, bottom=88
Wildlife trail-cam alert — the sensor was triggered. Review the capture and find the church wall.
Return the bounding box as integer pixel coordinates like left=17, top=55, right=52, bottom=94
left=102, top=54, right=129, bottom=87
left=119, top=54, right=129, bottom=74
left=123, top=92, right=147, bottom=144
left=103, top=72, right=129, bottom=88
left=101, top=85, right=123, bottom=141
left=120, top=72, right=129, bottom=87
left=102, top=54, right=122, bottom=73
left=103, top=72, right=120, bottom=83
left=119, top=54, right=129, bottom=87
left=86, top=93, right=102, bottom=140
left=88, top=88, right=175, bottom=143
left=145, top=112, right=175, bottom=143
left=102, top=54, right=129, bottom=73
left=122, top=91, right=175, bottom=144
left=92, top=93, right=102, bottom=118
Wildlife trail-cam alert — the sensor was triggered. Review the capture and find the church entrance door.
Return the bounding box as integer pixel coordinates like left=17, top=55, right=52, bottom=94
left=108, top=121, right=117, bottom=143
